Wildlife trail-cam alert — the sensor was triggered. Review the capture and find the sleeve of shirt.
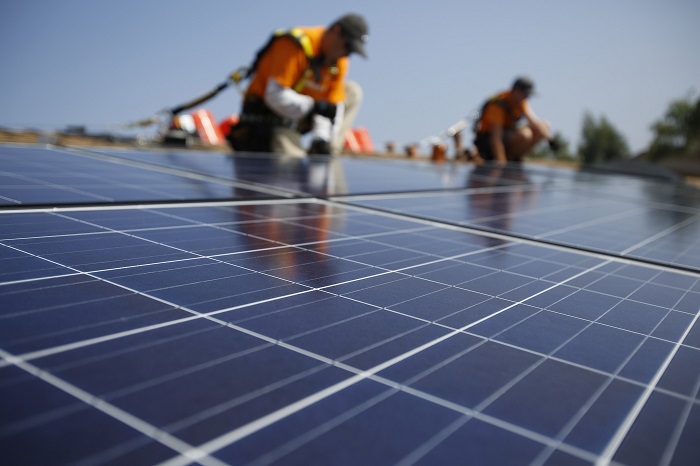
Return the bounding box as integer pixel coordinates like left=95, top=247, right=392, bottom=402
left=256, top=37, right=306, bottom=89
left=257, top=38, right=315, bottom=119
left=264, top=79, right=314, bottom=120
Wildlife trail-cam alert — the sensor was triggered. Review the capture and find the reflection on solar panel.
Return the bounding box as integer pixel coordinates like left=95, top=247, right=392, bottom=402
left=1, top=143, right=699, bottom=466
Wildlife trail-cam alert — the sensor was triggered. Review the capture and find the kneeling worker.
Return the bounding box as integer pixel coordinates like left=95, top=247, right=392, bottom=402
left=228, top=14, right=368, bottom=156
left=473, top=76, right=558, bottom=165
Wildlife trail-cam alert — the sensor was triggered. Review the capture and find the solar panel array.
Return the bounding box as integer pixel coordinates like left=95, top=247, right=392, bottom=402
left=1, top=143, right=699, bottom=466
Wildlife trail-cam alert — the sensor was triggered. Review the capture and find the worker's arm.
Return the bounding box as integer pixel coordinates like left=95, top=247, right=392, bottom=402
left=489, top=124, right=508, bottom=165
left=316, top=60, right=348, bottom=144
left=252, top=38, right=316, bottom=120
left=523, top=103, right=552, bottom=141
left=263, top=79, right=314, bottom=120
left=265, top=79, right=341, bottom=143
left=453, top=131, right=463, bottom=158
left=311, top=102, right=344, bottom=142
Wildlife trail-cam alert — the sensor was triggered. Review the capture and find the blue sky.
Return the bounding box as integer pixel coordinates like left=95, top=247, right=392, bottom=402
left=1, top=0, right=698, bottom=155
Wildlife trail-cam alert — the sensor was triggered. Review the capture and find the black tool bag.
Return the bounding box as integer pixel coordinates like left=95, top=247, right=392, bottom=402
left=225, top=97, right=271, bottom=152
left=227, top=120, right=272, bottom=152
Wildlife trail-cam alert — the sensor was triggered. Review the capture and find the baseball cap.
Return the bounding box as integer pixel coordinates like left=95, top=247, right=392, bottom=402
left=334, top=14, right=369, bottom=58
left=512, top=76, right=536, bottom=96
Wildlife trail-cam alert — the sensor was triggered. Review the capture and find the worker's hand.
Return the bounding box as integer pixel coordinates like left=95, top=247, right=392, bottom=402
left=548, top=138, right=561, bottom=153
left=313, top=101, right=337, bottom=120
left=308, top=138, right=332, bottom=155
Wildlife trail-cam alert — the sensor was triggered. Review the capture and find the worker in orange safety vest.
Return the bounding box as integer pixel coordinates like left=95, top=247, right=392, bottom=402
left=459, top=77, right=559, bottom=165
left=227, top=14, right=368, bottom=156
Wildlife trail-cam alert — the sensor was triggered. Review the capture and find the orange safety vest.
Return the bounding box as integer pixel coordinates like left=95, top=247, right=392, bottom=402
left=474, top=91, right=526, bottom=134
left=244, top=27, right=347, bottom=104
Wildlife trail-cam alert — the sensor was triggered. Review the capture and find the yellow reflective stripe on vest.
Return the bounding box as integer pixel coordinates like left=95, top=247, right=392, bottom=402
left=288, top=29, right=314, bottom=59
left=271, top=28, right=316, bottom=92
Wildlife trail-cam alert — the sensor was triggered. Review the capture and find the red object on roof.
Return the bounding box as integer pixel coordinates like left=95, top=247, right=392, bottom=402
left=344, top=127, right=375, bottom=154
left=218, top=114, right=239, bottom=137
left=191, top=109, right=225, bottom=145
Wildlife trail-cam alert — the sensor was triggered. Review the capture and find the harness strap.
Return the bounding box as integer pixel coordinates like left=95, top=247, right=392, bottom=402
left=473, top=96, right=520, bottom=133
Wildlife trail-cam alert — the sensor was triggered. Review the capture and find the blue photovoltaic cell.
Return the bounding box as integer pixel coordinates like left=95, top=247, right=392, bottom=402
left=344, top=182, right=700, bottom=271
left=1, top=144, right=699, bottom=466
left=0, top=145, right=291, bottom=205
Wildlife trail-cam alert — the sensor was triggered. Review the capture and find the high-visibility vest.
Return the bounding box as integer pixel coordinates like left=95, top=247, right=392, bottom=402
left=473, top=93, right=523, bottom=134
left=246, top=28, right=339, bottom=93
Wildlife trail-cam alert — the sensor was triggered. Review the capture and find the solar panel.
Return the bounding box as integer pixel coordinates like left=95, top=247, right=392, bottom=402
left=0, top=145, right=297, bottom=206
left=1, top=143, right=699, bottom=466
left=339, top=164, right=700, bottom=272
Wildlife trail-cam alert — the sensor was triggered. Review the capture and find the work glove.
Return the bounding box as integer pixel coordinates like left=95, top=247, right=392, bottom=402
left=308, top=138, right=332, bottom=155
left=313, top=101, right=337, bottom=121
left=548, top=139, right=561, bottom=153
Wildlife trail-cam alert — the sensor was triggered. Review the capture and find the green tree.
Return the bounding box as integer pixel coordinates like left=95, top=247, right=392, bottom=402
left=578, top=112, right=630, bottom=165
left=647, top=95, right=700, bottom=161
